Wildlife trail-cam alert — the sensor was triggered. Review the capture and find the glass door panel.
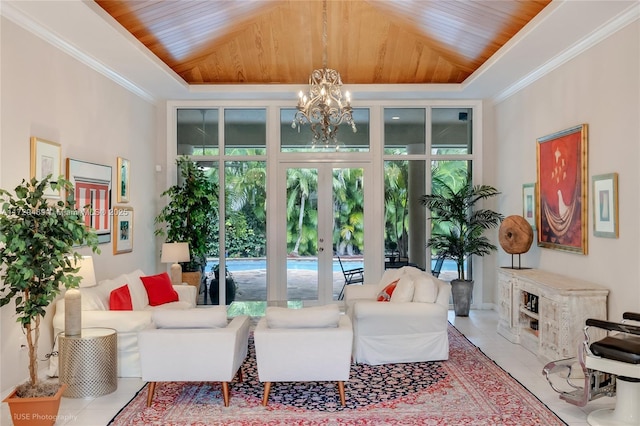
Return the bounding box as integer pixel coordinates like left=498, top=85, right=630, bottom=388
left=285, top=167, right=320, bottom=300
left=283, top=165, right=365, bottom=304
left=332, top=167, right=365, bottom=300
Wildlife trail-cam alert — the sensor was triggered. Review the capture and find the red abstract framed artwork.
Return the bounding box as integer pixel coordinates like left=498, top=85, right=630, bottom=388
left=536, top=124, right=588, bottom=254
left=66, top=158, right=112, bottom=244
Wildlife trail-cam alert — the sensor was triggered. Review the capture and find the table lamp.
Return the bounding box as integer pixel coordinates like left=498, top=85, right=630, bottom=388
left=65, top=255, right=97, bottom=336
left=161, top=242, right=190, bottom=285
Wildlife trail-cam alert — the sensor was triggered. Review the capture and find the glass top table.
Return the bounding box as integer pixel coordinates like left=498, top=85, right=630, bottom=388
left=227, top=300, right=303, bottom=317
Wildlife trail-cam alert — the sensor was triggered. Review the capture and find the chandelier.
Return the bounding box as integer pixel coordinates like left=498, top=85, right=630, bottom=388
left=292, top=0, right=356, bottom=147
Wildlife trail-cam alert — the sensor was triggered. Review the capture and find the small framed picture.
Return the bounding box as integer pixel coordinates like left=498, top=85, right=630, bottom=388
left=117, top=157, right=130, bottom=203
left=522, top=183, right=536, bottom=230
left=30, top=137, right=62, bottom=199
left=592, top=173, right=618, bottom=238
left=113, top=206, right=133, bottom=254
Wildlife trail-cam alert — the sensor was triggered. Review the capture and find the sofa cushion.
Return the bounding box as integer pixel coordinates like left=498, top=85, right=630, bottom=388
left=141, top=272, right=179, bottom=306
left=377, top=268, right=404, bottom=292
left=125, top=269, right=150, bottom=310
left=152, top=307, right=228, bottom=329
left=80, top=286, right=107, bottom=311
left=109, top=285, right=133, bottom=310
left=266, top=304, right=340, bottom=329
left=410, top=274, right=439, bottom=303
left=377, top=279, right=400, bottom=302
left=90, top=273, right=130, bottom=311
left=390, top=276, right=415, bottom=302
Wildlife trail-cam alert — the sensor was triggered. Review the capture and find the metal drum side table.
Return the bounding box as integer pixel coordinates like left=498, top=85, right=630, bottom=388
left=59, top=328, right=117, bottom=398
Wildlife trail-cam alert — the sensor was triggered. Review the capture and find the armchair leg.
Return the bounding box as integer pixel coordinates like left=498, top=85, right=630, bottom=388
left=146, top=382, right=156, bottom=407
left=221, top=382, right=230, bottom=407
left=338, top=381, right=346, bottom=406
left=235, top=366, right=244, bottom=383
left=262, top=382, right=272, bottom=406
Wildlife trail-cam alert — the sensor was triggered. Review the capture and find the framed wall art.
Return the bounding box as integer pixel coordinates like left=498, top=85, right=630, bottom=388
left=522, top=183, right=536, bottom=230
left=592, top=173, right=618, bottom=238
left=536, top=124, right=588, bottom=254
left=66, top=158, right=112, bottom=244
left=117, top=157, right=130, bottom=203
left=30, top=137, right=62, bottom=198
left=113, top=206, right=133, bottom=254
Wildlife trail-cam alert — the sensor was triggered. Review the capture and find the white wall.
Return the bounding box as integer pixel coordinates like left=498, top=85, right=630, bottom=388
left=493, top=21, right=640, bottom=320
left=0, top=18, right=158, bottom=393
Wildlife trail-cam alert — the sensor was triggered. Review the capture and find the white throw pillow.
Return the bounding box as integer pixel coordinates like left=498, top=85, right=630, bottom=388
left=152, top=307, right=228, bottom=329
left=79, top=286, right=106, bottom=311
left=376, top=268, right=405, bottom=292
left=125, top=269, right=150, bottom=310
left=412, top=275, right=439, bottom=303
left=390, top=276, right=415, bottom=302
left=266, top=304, right=340, bottom=329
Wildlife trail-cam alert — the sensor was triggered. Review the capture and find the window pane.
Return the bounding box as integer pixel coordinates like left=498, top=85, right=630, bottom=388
left=430, top=159, right=470, bottom=282
left=280, top=108, right=370, bottom=152
left=223, top=160, right=267, bottom=302
left=177, top=109, right=218, bottom=155
left=384, top=160, right=427, bottom=270
left=431, top=108, right=472, bottom=155
left=224, top=109, right=266, bottom=155
left=384, top=108, right=426, bottom=155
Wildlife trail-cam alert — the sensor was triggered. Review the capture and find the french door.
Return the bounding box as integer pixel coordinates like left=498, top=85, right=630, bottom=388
left=276, top=162, right=368, bottom=305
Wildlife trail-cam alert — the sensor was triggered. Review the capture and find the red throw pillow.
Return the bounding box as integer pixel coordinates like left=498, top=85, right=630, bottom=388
left=377, top=279, right=400, bottom=302
left=140, top=272, right=179, bottom=306
left=110, top=285, right=133, bottom=310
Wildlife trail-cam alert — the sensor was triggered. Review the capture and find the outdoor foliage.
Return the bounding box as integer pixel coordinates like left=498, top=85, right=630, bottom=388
left=0, top=175, right=99, bottom=393
left=172, top=158, right=475, bottom=265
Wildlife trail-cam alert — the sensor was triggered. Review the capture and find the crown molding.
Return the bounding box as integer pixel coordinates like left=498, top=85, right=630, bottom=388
left=493, top=3, right=640, bottom=104
left=1, top=1, right=156, bottom=104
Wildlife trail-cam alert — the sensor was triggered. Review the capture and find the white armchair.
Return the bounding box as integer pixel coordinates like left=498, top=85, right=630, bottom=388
left=254, top=305, right=353, bottom=406
left=138, top=308, right=250, bottom=407
left=345, top=266, right=451, bottom=365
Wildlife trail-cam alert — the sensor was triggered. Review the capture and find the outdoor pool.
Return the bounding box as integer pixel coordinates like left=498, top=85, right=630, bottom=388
left=206, top=258, right=456, bottom=273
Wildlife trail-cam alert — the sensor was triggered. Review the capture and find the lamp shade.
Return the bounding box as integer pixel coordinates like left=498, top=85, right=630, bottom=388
left=161, top=242, right=190, bottom=263
left=73, top=255, right=96, bottom=288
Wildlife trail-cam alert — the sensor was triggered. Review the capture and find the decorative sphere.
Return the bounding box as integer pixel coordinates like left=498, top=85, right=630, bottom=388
left=499, top=215, right=534, bottom=254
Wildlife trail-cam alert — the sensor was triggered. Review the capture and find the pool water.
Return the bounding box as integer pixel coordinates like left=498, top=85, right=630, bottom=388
left=206, top=258, right=456, bottom=273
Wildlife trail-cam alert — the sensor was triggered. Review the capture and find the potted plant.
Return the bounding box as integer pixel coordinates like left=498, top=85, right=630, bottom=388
left=155, top=157, right=217, bottom=291
left=420, top=172, right=503, bottom=316
left=0, top=175, right=99, bottom=425
left=209, top=264, right=237, bottom=305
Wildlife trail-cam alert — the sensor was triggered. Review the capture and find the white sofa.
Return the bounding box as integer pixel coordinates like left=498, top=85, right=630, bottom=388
left=344, top=266, right=451, bottom=365
left=51, top=269, right=197, bottom=377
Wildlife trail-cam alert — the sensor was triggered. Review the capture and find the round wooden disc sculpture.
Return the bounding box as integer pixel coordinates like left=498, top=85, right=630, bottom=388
left=499, top=215, right=534, bottom=254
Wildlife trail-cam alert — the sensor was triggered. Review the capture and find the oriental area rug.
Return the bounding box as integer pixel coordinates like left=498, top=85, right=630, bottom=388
left=109, top=324, right=565, bottom=425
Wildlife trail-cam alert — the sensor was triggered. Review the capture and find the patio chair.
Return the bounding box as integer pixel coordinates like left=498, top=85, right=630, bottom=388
left=336, top=253, right=364, bottom=300
left=431, top=255, right=445, bottom=278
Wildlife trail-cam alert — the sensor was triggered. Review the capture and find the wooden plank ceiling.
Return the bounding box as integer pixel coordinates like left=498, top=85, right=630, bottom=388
left=95, top=0, right=551, bottom=85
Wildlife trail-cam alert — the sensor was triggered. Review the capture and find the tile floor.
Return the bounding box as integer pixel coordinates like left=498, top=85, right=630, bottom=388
left=1, top=309, right=615, bottom=425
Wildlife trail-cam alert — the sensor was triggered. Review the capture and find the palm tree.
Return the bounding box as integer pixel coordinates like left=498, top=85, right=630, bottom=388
left=384, top=161, right=409, bottom=258
left=333, top=168, right=364, bottom=255
left=286, top=168, right=318, bottom=256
